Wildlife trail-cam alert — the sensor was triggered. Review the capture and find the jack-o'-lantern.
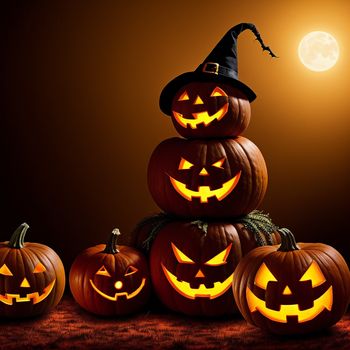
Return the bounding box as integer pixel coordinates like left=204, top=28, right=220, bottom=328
left=233, top=229, right=350, bottom=334
left=0, top=223, right=65, bottom=318
left=170, top=81, right=250, bottom=138
left=69, top=229, right=151, bottom=316
left=149, top=218, right=280, bottom=316
left=159, top=23, right=277, bottom=139
left=148, top=136, right=267, bottom=218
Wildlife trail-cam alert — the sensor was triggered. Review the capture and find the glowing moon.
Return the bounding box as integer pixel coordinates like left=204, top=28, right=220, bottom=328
left=298, top=31, right=339, bottom=72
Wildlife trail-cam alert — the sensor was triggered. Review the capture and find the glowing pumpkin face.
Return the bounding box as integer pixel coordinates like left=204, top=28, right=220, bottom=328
left=0, top=262, right=56, bottom=306
left=233, top=229, right=350, bottom=334
left=148, top=136, right=267, bottom=218
left=170, top=81, right=251, bottom=138
left=161, top=242, right=234, bottom=300
left=89, top=264, right=146, bottom=301
left=149, top=221, right=273, bottom=317
left=246, top=260, right=333, bottom=324
left=69, top=229, right=151, bottom=316
left=0, top=223, right=66, bottom=318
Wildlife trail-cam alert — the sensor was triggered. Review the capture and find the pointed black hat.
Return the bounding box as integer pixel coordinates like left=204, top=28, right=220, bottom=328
left=159, top=23, right=277, bottom=116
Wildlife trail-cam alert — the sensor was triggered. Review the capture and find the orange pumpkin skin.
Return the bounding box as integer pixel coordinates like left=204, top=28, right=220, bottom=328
left=0, top=224, right=65, bottom=318
left=170, top=82, right=251, bottom=138
left=149, top=221, right=280, bottom=317
left=69, top=230, right=151, bottom=316
left=148, top=136, right=267, bottom=219
left=233, top=229, right=350, bottom=335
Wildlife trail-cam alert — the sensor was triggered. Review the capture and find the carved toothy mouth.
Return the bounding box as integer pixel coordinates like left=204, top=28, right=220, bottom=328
left=246, top=286, right=333, bottom=323
left=161, top=263, right=233, bottom=299
left=169, top=172, right=241, bottom=203
left=89, top=278, right=146, bottom=301
left=0, top=280, right=56, bottom=305
left=173, top=103, right=229, bottom=129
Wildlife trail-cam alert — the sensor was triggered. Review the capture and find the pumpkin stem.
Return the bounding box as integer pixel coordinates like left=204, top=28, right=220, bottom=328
left=103, top=228, right=120, bottom=254
left=8, top=223, right=29, bottom=249
left=277, top=228, right=299, bottom=251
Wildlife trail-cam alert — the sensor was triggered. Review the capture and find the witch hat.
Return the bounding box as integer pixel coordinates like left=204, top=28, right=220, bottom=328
left=160, top=23, right=277, bottom=116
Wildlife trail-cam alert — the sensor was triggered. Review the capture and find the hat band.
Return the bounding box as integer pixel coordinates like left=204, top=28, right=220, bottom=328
left=197, top=62, right=238, bottom=80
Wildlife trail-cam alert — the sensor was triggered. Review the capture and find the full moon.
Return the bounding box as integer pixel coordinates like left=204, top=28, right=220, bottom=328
left=298, top=31, right=339, bottom=72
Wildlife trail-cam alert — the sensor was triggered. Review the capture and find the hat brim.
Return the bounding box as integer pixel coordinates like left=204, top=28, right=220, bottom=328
left=159, top=71, right=256, bottom=116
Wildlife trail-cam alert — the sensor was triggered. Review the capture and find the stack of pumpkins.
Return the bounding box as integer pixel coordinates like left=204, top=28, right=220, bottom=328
left=145, top=23, right=281, bottom=316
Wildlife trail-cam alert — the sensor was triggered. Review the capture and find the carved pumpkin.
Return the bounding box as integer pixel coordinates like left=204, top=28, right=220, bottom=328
left=0, top=223, right=65, bottom=318
left=148, top=136, right=267, bottom=218
left=149, top=219, right=280, bottom=316
left=233, top=229, right=350, bottom=334
left=170, top=81, right=251, bottom=138
left=69, top=229, right=151, bottom=316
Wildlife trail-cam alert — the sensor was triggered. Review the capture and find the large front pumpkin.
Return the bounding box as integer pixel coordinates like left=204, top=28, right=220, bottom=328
left=69, top=229, right=151, bottom=316
left=149, top=220, right=280, bottom=316
left=148, top=136, right=267, bottom=218
left=0, top=223, right=65, bottom=318
left=233, top=229, right=350, bottom=334
left=170, top=81, right=251, bottom=138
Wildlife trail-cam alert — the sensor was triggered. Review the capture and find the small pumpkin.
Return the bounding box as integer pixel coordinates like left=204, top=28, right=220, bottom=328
left=69, top=229, right=151, bottom=316
left=170, top=81, right=251, bottom=138
left=147, top=214, right=280, bottom=316
left=233, top=228, right=350, bottom=334
left=0, top=223, right=65, bottom=318
left=148, top=136, right=267, bottom=218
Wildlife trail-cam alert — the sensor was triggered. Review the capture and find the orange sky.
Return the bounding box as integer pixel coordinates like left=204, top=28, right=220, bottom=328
left=2, top=0, right=350, bottom=264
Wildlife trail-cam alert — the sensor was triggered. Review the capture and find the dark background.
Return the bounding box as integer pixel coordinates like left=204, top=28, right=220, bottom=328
left=1, top=1, right=350, bottom=272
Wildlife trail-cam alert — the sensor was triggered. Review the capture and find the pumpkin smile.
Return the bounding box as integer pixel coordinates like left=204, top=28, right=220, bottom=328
left=173, top=103, right=229, bottom=129
left=246, top=286, right=333, bottom=323
left=161, top=263, right=233, bottom=299
left=89, top=278, right=146, bottom=301
left=169, top=171, right=241, bottom=203
left=0, top=279, right=56, bottom=306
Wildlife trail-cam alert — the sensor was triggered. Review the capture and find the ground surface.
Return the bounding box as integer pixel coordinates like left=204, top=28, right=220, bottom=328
left=0, top=295, right=349, bottom=350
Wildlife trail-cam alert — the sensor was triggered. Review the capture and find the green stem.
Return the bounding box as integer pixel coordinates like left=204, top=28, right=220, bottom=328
left=8, top=223, right=29, bottom=249
left=103, top=228, right=120, bottom=254
left=277, top=228, right=299, bottom=252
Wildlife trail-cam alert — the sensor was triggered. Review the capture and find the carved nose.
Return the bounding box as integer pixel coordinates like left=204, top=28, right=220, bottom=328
left=114, top=281, right=123, bottom=290
left=193, top=95, right=204, bottom=105
left=199, top=168, right=209, bottom=176
left=282, top=285, right=292, bottom=295
left=195, top=269, right=205, bottom=278
left=20, top=278, right=31, bottom=288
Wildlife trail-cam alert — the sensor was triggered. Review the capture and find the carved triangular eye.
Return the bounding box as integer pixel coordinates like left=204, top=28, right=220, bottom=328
left=171, top=243, right=195, bottom=264
left=212, top=158, right=225, bottom=169
left=299, top=260, right=326, bottom=287
left=254, top=262, right=278, bottom=289
left=178, top=157, right=194, bottom=170
left=125, top=266, right=138, bottom=276
left=204, top=243, right=232, bottom=266
left=96, top=266, right=111, bottom=277
left=33, top=262, right=46, bottom=273
left=0, top=264, right=13, bottom=276
left=210, top=87, right=227, bottom=97
left=178, top=91, right=190, bottom=101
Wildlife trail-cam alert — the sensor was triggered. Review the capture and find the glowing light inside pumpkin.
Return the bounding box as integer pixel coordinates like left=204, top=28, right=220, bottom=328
left=169, top=171, right=241, bottom=203
left=0, top=264, right=13, bottom=276
left=0, top=280, right=56, bottom=305
left=161, top=263, right=234, bottom=299
left=20, top=278, right=31, bottom=288
left=247, top=260, right=333, bottom=323
left=162, top=243, right=234, bottom=299
left=173, top=86, right=229, bottom=129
